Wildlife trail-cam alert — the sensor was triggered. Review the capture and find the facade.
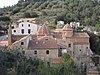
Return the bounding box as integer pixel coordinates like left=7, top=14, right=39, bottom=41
left=12, top=22, right=38, bottom=35
left=8, top=20, right=91, bottom=64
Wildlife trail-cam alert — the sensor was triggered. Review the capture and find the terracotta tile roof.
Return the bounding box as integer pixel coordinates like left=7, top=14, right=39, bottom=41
left=58, top=43, right=71, bottom=51
left=73, top=32, right=89, bottom=38
left=37, top=24, right=50, bottom=36
left=51, top=32, right=62, bottom=39
left=12, top=35, right=37, bottom=43
left=0, top=41, right=8, bottom=46
left=12, top=36, right=28, bottom=45
left=28, top=37, right=58, bottom=49
left=50, top=57, right=63, bottom=64
left=73, top=42, right=89, bottom=45
left=62, top=24, right=73, bottom=31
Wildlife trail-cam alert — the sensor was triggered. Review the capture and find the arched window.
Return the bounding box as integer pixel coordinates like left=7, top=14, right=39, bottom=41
left=46, top=50, right=49, bottom=54
left=68, top=44, right=71, bottom=47
left=34, top=50, right=37, bottom=54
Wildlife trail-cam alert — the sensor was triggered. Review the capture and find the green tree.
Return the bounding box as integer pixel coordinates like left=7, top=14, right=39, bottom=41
left=95, top=23, right=100, bottom=31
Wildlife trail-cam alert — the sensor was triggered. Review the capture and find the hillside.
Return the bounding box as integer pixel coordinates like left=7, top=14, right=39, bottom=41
left=0, top=0, right=100, bottom=28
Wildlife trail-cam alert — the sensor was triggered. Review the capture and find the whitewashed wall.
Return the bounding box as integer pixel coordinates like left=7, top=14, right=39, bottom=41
left=12, top=22, right=38, bottom=35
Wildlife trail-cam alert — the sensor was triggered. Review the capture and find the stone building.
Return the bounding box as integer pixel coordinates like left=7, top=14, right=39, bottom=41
left=8, top=21, right=91, bottom=64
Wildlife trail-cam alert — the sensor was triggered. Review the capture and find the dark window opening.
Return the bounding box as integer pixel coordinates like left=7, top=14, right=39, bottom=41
left=28, top=29, right=31, bottom=34
left=60, top=47, right=62, bottom=49
left=86, top=47, right=88, bottom=49
left=80, top=49, right=81, bottom=51
left=14, top=30, right=16, bottom=33
left=21, top=42, right=24, bottom=45
left=27, top=20, right=29, bottom=22
left=21, top=29, right=24, bottom=34
left=45, top=38, right=48, bottom=40
left=28, top=24, right=30, bottom=27
left=46, top=50, right=49, bottom=54
left=34, top=51, right=37, bottom=54
left=68, top=44, right=71, bottom=47
left=22, top=24, right=23, bottom=27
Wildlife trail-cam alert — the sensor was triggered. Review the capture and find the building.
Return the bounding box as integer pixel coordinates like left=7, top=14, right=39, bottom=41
left=8, top=21, right=91, bottom=65
left=12, top=22, right=38, bottom=35
left=12, top=18, right=38, bottom=35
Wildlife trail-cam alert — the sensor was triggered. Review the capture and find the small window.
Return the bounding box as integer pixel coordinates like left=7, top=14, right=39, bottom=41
left=13, top=30, right=16, bottom=33
left=28, top=29, right=31, bottom=34
left=21, top=29, right=24, bottom=34
left=86, top=47, right=88, bottom=49
left=22, top=24, right=23, bottom=27
left=45, top=38, right=48, bottom=40
left=46, top=50, right=49, bottom=54
left=80, top=49, right=81, bottom=51
left=34, top=50, right=37, bottom=54
left=21, top=42, right=24, bottom=45
left=68, top=44, right=71, bottom=47
left=27, top=20, right=29, bottom=22
left=28, top=24, right=30, bottom=27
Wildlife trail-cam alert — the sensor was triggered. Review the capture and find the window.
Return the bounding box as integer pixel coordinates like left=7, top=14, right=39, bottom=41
left=21, top=29, right=24, bottom=34
left=13, top=30, right=16, bottom=33
left=86, top=47, right=88, bottom=49
left=28, top=24, right=30, bottom=27
left=21, top=42, right=24, bottom=45
left=46, top=50, right=49, bottom=54
left=80, top=49, right=81, bottom=51
left=22, top=24, right=23, bottom=27
left=34, top=50, right=37, bottom=54
left=27, top=20, right=29, bottom=22
left=28, top=29, right=31, bottom=34
left=45, top=38, right=48, bottom=40
left=68, top=44, right=71, bottom=47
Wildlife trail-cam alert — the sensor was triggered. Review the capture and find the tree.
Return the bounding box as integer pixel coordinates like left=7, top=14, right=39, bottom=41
left=95, top=23, right=100, bottom=31
left=23, top=12, right=38, bottom=18
left=12, top=7, right=21, bottom=15
left=0, top=16, right=11, bottom=21
left=89, top=33, right=100, bottom=55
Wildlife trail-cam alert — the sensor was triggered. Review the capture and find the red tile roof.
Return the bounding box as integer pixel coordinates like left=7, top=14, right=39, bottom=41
left=28, top=37, right=58, bottom=49
left=62, top=24, right=73, bottom=31
left=0, top=41, right=8, bottom=46
left=12, top=35, right=37, bottom=43
left=37, top=24, right=50, bottom=36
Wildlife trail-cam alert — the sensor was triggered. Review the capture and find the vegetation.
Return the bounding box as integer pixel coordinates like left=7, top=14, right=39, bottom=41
left=0, top=0, right=99, bottom=26
left=95, top=23, right=100, bottom=31
left=0, top=0, right=100, bottom=54
left=0, top=48, right=80, bottom=75
left=0, top=16, right=11, bottom=21
left=23, top=12, right=39, bottom=18
left=89, top=33, right=100, bottom=55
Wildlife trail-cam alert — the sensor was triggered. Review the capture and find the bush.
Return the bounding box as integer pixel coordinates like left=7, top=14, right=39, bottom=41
left=23, top=12, right=39, bottom=18
left=12, top=7, right=21, bottom=15
left=0, top=16, right=11, bottom=21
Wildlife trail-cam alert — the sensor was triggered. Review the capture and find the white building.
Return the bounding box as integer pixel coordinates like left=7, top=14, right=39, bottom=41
left=70, top=22, right=80, bottom=28
left=12, top=22, right=38, bottom=35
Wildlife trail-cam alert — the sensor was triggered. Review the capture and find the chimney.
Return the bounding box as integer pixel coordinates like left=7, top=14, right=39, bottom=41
left=8, top=24, right=12, bottom=47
